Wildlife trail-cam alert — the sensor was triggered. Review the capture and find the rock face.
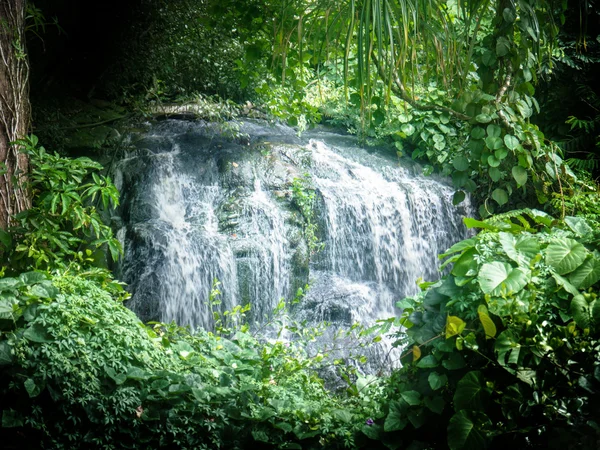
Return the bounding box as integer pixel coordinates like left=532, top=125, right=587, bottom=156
left=113, top=120, right=472, bottom=348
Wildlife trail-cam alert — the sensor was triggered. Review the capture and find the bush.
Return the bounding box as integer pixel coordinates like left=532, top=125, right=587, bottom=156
left=366, top=210, right=600, bottom=449
left=0, top=272, right=383, bottom=449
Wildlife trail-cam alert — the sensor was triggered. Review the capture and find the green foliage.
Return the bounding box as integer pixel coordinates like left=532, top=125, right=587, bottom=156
left=366, top=210, right=600, bottom=448
left=290, top=174, right=324, bottom=256
left=3, top=135, right=121, bottom=273
left=0, top=272, right=383, bottom=449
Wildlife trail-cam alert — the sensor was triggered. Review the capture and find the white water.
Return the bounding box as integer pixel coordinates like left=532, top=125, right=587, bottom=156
left=116, top=121, right=472, bottom=338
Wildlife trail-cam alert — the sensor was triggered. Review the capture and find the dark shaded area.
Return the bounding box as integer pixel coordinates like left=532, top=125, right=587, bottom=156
left=28, top=0, right=141, bottom=100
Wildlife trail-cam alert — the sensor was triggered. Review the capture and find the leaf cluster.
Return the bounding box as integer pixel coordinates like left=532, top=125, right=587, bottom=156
left=362, top=210, right=600, bottom=449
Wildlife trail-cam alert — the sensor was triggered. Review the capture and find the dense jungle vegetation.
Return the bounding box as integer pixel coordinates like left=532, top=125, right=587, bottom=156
left=1, top=0, right=600, bottom=448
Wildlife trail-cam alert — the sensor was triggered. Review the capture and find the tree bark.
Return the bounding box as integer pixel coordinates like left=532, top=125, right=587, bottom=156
left=0, top=0, right=30, bottom=230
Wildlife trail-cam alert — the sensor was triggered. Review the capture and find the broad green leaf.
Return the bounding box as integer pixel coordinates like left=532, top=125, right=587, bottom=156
left=0, top=341, right=13, bottom=366
left=442, top=352, right=466, bottom=370
left=553, top=272, right=581, bottom=296
left=448, top=410, right=491, bottom=450
left=424, top=395, right=445, bottom=414
left=428, top=372, right=448, bottom=390
left=546, top=238, right=588, bottom=275
left=592, top=301, right=600, bottom=327
left=496, top=36, right=511, bottom=57
left=564, top=216, right=593, bottom=238
left=2, top=409, right=23, bottom=428
left=453, top=371, right=490, bottom=411
left=451, top=247, right=477, bottom=277
left=446, top=316, right=466, bottom=339
left=478, top=262, right=528, bottom=296
left=498, top=232, right=540, bottom=266
left=400, top=390, right=422, bottom=406
left=453, top=156, right=469, bottom=171
left=476, top=113, right=492, bottom=123
left=384, top=401, right=409, bottom=432
left=401, top=123, right=415, bottom=136
left=571, top=295, right=593, bottom=330
left=495, top=330, right=521, bottom=367
left=504, top=134, right=519, bottom=150
left=486, top=124, right=502, bottom=138
left=491, top=188, right=508, bottom=206
left=512, top=166, right=528, bottom=186
left=471, top=127, right=486, bottom=139
left=440, top=237, right=476, bottom=257
left=0, top=229, right=12, bottom=249
left=489, top=167, right=502, bottom=182
left=485, top=136, right=503, bottom=150
left=569, top=257, right=600, bottom=289
left=495, top=147, right=508, bottom=160
left=463, top=218, right=500, bottom=231
left=452, top=190, right=466, bottom=205
left=24, top=378, right=41, bottom=398
left=477, top=305, right=496, bottom=339
left=452, top=170, right=469, bottom=189
left=416, top=355, right=439, bottom=369
left=24, top=323, right=52, bottom=343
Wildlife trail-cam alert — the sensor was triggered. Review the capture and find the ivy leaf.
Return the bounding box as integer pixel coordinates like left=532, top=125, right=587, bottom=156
left=511, top=166, right=528, bottom=187
left=447, top=410, right=491, bottom=450
left=476, top=113, right=492, bottom=123
left=546, top=238, right=588, bottom=275
left=477, top=305, right=497, bottom=339
left=485, top=136, right=503, bottom=150
left=489, top=167, right=502, bottom=182
left=428, top=372, right=448, bottom=390
left=400, top=390, right=422, bottom=406
left=446, top=316, right=466, bottom=339
left=478, top=262, right=528, bottom=296
left=453, top=190, right=466, bottom=205
left=453, top=156, right=469, bottom=171
left=416, top=355, right=439, bottom=369
left=471, top=127, right=486, bottom=139
left=487, top=155, right=501, bottom=168
left=401, top=123, right=415, bottom=136
left=486, top=124, right=502, bottom=138
left=491, top=188, right=508, bottom=206
left=504, top=134, right=519, bottom=150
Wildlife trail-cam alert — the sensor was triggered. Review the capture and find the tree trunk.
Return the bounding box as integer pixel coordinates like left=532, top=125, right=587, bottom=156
left=0, top=0, right=30, bottom=230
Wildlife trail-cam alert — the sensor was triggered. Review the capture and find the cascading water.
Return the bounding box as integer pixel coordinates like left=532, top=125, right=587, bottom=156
left=114, top=120, right=472, bottom=349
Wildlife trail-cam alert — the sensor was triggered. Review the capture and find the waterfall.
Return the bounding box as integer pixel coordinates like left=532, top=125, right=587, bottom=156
left=114, top=120, right=472, bottom=338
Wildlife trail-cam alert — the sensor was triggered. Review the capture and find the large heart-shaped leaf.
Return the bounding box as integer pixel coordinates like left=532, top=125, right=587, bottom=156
left=478, top=262, right=528, bottom=295
left=571, top=295, right=594, bottom=331
left=546, top=238, right=588, bottom=275
left=569, top=256, right=600, bottom=289
left=453, top=371, right=490, bottom=411
left=448, top=410, right=491, bottom=450
left=498, top=232, right=540, bottom=266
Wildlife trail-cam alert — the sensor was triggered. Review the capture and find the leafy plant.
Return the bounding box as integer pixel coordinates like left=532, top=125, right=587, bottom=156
left=366, top=210, right=600, bottom=449
left=3, top=135, right=122, bottom=272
